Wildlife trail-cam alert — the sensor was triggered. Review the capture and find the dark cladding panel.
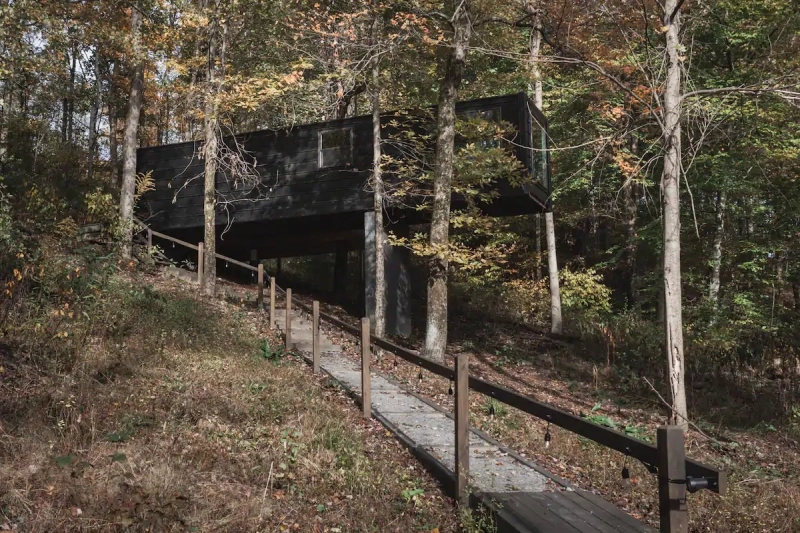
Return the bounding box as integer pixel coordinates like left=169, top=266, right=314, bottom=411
left=137, top=93, right=549, bottom=231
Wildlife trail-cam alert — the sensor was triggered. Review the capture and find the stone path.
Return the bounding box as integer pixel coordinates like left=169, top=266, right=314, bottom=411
left=272, top=305, right=655, bottom=532
left=274, top=307, right=548, bottom=494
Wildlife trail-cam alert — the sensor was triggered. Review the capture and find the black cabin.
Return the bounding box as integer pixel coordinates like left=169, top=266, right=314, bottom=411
left=137, top=92, right=551, bottom=234
left=137, top=93, right=550, bottom=336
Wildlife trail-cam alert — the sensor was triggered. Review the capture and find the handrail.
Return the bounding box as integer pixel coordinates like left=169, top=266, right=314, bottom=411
left=134, top=218, right=259, bottom=272
left=216, top=252, right=257, bottom=272
left=132, top=218, right=725, bottom=495
left=292, top=295, right=726, bottom=495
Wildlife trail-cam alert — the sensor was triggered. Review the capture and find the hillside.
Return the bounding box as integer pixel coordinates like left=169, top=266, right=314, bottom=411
left=0, top=262, right=460, bottom=532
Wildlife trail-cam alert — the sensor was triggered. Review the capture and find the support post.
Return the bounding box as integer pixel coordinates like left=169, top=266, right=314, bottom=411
left=269, top=277, right=276, bottom=329
left=257, top=263, right=264, bottom=310
left=455, top=352, right=469, bottom=507
left=361, top=317, right=371, bottom=419
left=657, top=426, right=688, bottom=533
left=146, top=229, right=152, bottom=255
left=197, top=242, right=204, bottom=292
left=313, top=300, right=320, bottom=373
left=285, top=288, right=292, bottom=349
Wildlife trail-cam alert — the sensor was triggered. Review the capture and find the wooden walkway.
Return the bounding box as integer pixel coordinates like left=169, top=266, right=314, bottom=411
left=275, top=307, right=655, bottom=533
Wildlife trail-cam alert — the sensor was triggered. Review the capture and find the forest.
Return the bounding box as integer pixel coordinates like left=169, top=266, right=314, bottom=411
left=1, top=0, right=799, bottom=531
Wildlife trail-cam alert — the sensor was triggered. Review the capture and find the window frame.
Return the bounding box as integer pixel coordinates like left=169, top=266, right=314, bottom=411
left=318, top=126, right=354, bottom=169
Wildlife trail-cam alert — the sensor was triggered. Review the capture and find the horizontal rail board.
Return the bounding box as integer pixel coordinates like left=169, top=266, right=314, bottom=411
left=148, top=228, right=199, bottom=251
left=467, top=376, right=725, bottom=492
left=214, top=252, right=257, bottom=272
left=288, top=291, right=725, bottom=495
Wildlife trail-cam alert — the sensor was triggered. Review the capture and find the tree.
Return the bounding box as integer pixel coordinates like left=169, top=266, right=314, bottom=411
left=371, top=14, right=387, bottom=339
left=119, top=4, right=145, bottom=259
left=660, top=0, right=688, bottom=429
left=525, top=0, right=563, bottom=335
left=423, top=1, right=472, bottom=363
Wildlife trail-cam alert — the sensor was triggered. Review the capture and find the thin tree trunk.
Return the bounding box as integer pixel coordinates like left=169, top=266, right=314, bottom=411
left=109, top=109, right=119, bottom=193
left=423, top=3, right=471, bottom=363
left=202, top=96, right=218, bottom=296
left=371, top=17, right=386, bottom=339
left=527, top=3, right=563, bottom=335
left=87, top=50, right=102, bottom=183
left=534, top=214, right=542, bottom=281
left=708, top=191, right=726, bottom=305
left=61, top=55, right=69, bottom=143
left=545, top=212, right=562, bottom=334
left=119, top=6, right=145, bottom=259
left=661, top=0, right=688, bottom=430
left=67, top=46, right=76, bottom=143
left=202, top=15, right=221, bottom=297
left=623, top=135, right=639, bottom=306
left=528, top=2, right=544, bottom=282
left=0, top=82, right=7, bottom=163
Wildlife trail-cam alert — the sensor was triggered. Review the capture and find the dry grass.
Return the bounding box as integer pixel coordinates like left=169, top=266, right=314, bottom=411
left=0, top=273, right=459, bottom=532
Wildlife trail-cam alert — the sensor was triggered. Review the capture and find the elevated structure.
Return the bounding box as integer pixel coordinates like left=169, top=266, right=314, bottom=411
left=137, top=93, right=551, bottom=335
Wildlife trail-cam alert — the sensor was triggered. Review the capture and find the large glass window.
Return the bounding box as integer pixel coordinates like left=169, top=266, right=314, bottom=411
left=457, top=106, right=502, bottom=149
left=318, top=128, right=353, bottom=168
left=530, top=121, right=550, bottom=190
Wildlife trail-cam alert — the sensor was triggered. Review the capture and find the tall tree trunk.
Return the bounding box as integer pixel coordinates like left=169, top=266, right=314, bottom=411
left=527, top=2, right=563, bottom=335
left=87, top=50, right=102, bottom=183
left=119, top=6, right=145, bottom=259
left=202, top=95, right=218, bottom=296
left=371, top=18, right=386, bottom=339
left=202, top=16, right=222, bottom=297
left=661, top=0, right=688, bottom=430
left=527, top=2, right=543, bottom=282
left=423, top=3, right=471, bottom=363
left=708, top=191, right=726, bottom=305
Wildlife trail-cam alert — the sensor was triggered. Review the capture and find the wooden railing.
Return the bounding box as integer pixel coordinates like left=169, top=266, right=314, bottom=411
left=286, top=291, right=726, bottom=533
left=133, top=219, right=725, bottom=533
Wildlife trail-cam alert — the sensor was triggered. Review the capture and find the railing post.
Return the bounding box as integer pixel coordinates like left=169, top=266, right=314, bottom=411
left=146, top=229, right=152, bottom=255
left=285, top=288, right=292, bottom=349
left=455, top=352, right=469, bottom=507
left=197, top=242, right=204, bottom=292
left=313, top=301, right=320, bottom=373
left=269, top=277, right=276, bottom=329
left=361, top=317, right=371, bottom=419
left=658, top=426, right=688, bottom=533
left=257, top=263, right=264, bottom=310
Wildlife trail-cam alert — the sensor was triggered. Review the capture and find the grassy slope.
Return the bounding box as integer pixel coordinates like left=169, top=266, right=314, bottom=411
left=0, top=272, right=459, bottom=533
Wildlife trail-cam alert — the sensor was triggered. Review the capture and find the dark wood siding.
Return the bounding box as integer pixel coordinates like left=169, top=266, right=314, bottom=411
left=137, top=93, right=549, bottom=231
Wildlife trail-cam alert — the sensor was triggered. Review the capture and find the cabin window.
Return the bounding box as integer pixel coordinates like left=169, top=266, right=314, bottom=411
left=458, top=106, right=502, bottom=149
left=530, top=121, right=550, bottom=190
left=318, top=128, right=353, bottom=168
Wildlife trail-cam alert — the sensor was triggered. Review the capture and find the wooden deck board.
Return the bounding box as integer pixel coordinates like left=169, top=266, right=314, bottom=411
left=546, top=491, right=628, bottom=533
left=483, top=490, right=656, bottom=533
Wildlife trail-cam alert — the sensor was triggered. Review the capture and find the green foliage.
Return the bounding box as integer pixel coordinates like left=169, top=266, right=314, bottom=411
left=259, top=338, right=287, bottom=364
left=483, top=398, right=508, bottom=419
left=400, top=487, right=424, bottom=503
left=560, top=268, right=612, bottom=316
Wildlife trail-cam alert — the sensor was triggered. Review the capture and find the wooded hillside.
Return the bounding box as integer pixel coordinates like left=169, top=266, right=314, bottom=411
left=1, top=0, right=799, bottom=530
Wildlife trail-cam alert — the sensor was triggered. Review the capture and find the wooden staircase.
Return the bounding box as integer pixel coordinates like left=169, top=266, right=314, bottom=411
left=272, top=308, right=342, bottom=354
